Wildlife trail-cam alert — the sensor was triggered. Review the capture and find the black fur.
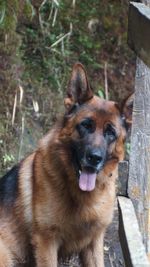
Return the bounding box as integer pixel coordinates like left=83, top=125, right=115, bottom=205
left=0, top=165, right=19, bottom=206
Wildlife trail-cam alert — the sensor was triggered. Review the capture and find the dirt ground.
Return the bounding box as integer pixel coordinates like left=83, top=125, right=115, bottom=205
left=58, top=203, right=125, bottom=267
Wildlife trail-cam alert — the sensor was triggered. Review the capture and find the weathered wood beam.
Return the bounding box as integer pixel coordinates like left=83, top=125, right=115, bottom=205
left=117, top=161, right=129, bottom=196
left=128, top=59, right=150, bottom=252
left=118, top=196, right=150, bottom=267
left=128, top=2, right=150, bottom=67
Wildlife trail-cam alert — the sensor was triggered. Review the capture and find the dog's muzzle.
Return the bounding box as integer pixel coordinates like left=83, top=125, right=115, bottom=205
left=78, top=147, right=106, bottom=192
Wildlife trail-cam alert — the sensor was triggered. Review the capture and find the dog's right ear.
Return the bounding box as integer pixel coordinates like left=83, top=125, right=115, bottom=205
left=122, top=93, right=134, bottom=127
left=64, top=63, right=93, bottom=111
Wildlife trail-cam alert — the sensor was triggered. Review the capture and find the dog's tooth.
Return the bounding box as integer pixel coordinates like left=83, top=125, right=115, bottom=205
left=79, top=170, right=81, bottom=175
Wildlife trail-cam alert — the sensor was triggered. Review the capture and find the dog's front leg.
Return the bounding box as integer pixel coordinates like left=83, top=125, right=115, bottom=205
left=80, top=232, right=104, bottom=267
left=33, top=233, right=59, bottom=267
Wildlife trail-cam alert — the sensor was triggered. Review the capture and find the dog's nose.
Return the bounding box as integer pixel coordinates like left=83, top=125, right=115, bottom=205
left=86, top=150, right=103, bottom=167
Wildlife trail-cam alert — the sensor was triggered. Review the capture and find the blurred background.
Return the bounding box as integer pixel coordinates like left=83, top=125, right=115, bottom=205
left=0, top=0, right=135, bottom=176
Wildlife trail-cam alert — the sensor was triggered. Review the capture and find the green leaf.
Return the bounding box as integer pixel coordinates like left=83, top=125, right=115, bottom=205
left=125, top=142, right=131, bottom=155
left=24, top=0, right=35, bottom=20
left=98, top=88, right=105, bottom=99
left=0, top=2, right=6, bottom=25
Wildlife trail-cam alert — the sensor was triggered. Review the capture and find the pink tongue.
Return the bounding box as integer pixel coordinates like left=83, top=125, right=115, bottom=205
left=79, top=171, right=97, bottom=192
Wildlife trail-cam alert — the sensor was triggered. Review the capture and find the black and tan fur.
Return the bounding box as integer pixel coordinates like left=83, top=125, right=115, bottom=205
left=0, top=63, right=133, bottom=267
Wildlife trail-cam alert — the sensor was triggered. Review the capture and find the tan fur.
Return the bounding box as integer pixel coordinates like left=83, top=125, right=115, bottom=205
left=0, top=63, right=133, bottom=267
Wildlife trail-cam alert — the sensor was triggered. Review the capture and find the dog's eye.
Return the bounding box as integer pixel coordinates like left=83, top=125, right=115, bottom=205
left=81, top=119, right=94, bottom=130
left=76, top=118, right=95, bottom=137
left=104, top=123, right=117, bottom=143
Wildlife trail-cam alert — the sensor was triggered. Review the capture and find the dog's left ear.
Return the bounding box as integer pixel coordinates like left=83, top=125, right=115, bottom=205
left=122, top=93, right=134, bottom=126
left=64, top=63, right=93, bottom=111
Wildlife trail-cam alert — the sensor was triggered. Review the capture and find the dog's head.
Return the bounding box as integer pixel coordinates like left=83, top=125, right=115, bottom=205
left=60, top=63, right=133, bottom=192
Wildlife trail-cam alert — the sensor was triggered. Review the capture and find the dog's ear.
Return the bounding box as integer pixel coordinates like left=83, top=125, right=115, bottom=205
left=64, top=63, right=93, bottom=111
left=122, top=93, right=134, bottom=126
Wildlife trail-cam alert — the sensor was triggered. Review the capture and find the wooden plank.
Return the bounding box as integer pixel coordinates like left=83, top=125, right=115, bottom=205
left=128, top=2, right=150, bottom=67
left=128, top=58, right=150, bottom=252
left=118, top=196, right=150, bottom=267
left=117, top=161, right=129, bottom=196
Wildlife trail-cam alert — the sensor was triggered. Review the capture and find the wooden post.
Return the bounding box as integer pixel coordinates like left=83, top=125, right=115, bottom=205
left=128, top=1, right=150, bottom=255
left=128, top=2, right=150, bottom=67
left=118, top=196, right=150, bottom=267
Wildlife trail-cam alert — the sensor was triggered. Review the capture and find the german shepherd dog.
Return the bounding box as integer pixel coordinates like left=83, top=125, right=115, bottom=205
left=0, top=63, right=133, bottom=267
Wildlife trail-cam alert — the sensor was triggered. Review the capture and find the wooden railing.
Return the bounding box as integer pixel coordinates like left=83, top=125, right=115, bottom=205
left=118, top=1, right=150, bottom=266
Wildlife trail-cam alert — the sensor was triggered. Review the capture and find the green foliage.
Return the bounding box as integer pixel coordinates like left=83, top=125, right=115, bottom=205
left=19, top=0, right=130, bottom=96
left=0, top=0, right=34, bottom=32
left=23, top=0, right=35, bottom=20
left=0, top=1, right=6, bottom=25
left=21, top=1, right=72, bottom=92
left=98, top=87, right=105, bottom=99
left=3, top=154, right=15, bottom=165
left=126, top=142, right=131, bottom=156
left=0, top=0, right=19, bottom=32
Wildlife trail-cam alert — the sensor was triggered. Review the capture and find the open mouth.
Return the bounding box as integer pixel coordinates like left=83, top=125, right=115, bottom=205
left=71, top=143, right=105, bottom=192
left=78, top=166, right=97, bottom=192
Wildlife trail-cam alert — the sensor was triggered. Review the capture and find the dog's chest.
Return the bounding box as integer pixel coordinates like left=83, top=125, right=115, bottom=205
left=58, top=203, right=104, bottom=252
left=60, top=217, right=100, bottom=253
